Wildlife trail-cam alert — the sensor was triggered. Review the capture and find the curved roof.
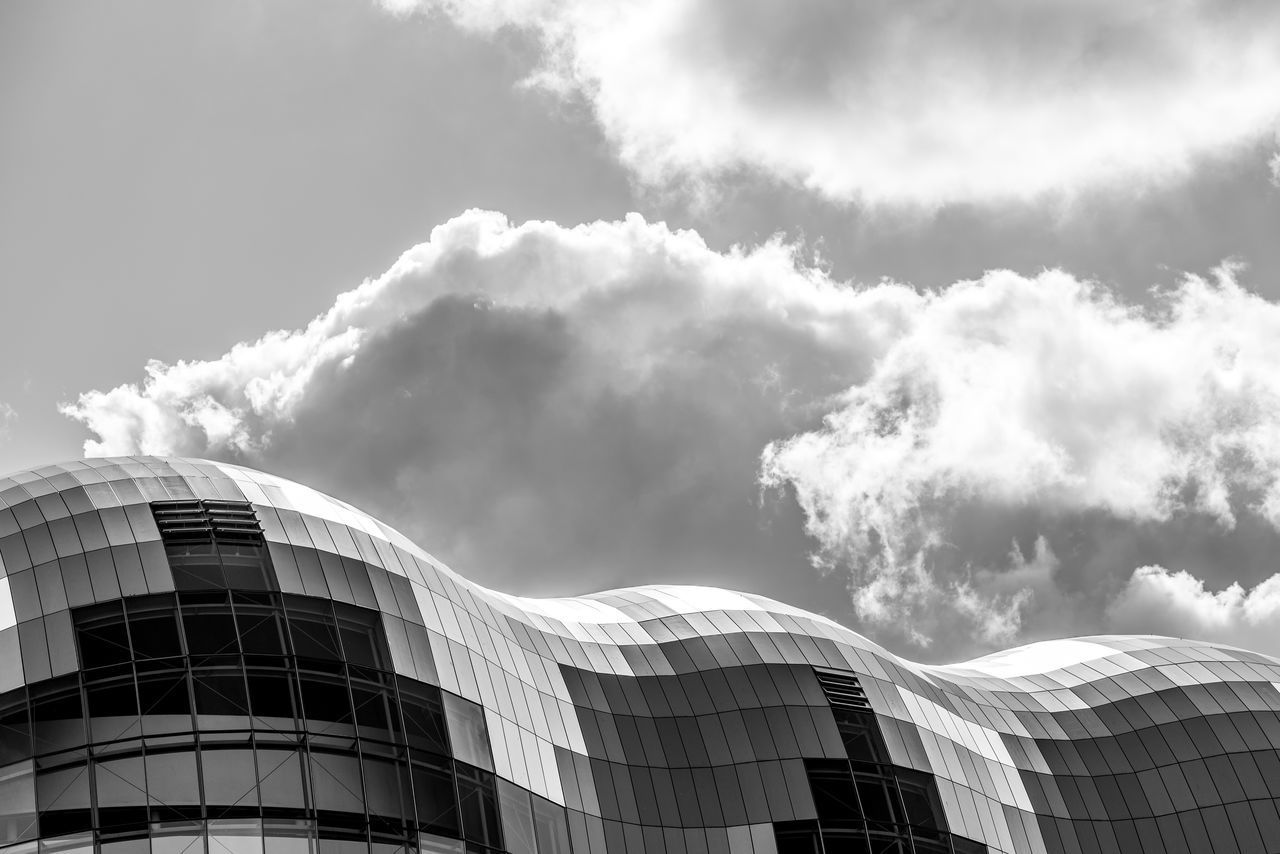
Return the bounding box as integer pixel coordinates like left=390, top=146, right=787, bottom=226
left=2, top=456, right=1278, bottom=852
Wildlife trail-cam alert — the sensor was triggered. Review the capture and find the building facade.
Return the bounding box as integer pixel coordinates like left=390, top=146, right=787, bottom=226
left=0, top=457, right=1278, bottom=854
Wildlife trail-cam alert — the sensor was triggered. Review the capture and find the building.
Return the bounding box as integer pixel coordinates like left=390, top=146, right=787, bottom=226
left=0, top=457, right=1277, bottom=854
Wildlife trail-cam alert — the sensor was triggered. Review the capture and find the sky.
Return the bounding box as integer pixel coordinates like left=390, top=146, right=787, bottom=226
left=5, top=0, right=1280, bottom=663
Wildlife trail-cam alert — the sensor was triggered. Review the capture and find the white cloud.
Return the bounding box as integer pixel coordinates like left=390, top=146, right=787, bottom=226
left=762, top=265, right=1280, bottom=641
left=1108, top=565, right=1280, bottom=654
left=64, top=210, right=908, bottom=459
left=386, top=0, right=1280, bottom=207
left=62, top=209, right=918, bottom=614
left=62, top=209, right=1280, bottom=655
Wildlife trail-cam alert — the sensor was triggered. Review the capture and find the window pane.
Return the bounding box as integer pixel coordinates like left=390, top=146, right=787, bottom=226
left=145, top=751, right=201, bottom=807
left=363, top=756, right=412, bottom=821
left=531, top=794, right=571, bottom=854
left=806, top=759, right=860, bottom=822
left=183, top=612, right=241, bottom=659
left=410, top=758, right=458, bottom=838
left=398, top=682, right=448, bottom=756
left=94, top=757, right=147, bottom=808
left=455, top=764, right=501, bottom=849
left=247, top=672, right=298, bottom=729
left=202, top=749, right=259, bottom=809
left=257, top=749, right=307, bottom=810
left=208, top=819, right=264, bottom=854
left=496, top=779, right=536, bottom=854
left=137, top=672, right=192, bottom=735
left=30, top=683, right=85, bottom=755
left=86, top=681, right=140, bottom=743
left=309, top=751, right=363, bottom=814
left=128, top=613, right=182, bottom=661
left=442, top=695, right=492, bottom=772
left=194, top=673, right=250, bottom=723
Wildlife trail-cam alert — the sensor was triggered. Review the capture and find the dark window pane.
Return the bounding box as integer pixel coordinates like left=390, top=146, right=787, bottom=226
left=399, top=681, right=449, bottom=756
left=194, top=673, right=250, bottom=719
left=30, top=682, right=85, bottom=755
left=128, top=612, right=183, bottom=660
left=836, top=709, right=890, bottom=766
left=86, top=680, right=141, bottom=743
left=806, top=759, right=860, bottom=822
left=897, top=768, right=948, bottom=832
left=774, top=820, right=823, bottom=854
left=364, top=756, right=412, bottom=820
left=183, top=612, right=241, bottom=658
left=137, top=672, right=192, bottom=733
left=299, top=676, right=353, bottom=730
left=77, top=612, right=131, bottom=670
left=247, top=671, right=298, bottom=725
left=411, top=757, right=459, bottom=837
left=334, top=605, right=387, bottom=670
left=35, top=762, right=91, bottom=837
left=0, top=691, right=31, bottom=765
left=310, top=750, right=364, bottom=814
left=456, top=764, right=501, bottom=848
left=238, top=609, right=289, bottom=657
left=169, top=543, right=227, bottom=591
left=855, top=774, right=903, bottom=826
left=218, top=545, right=275, bottom=591
left=287, top=601, right=342, bottom=662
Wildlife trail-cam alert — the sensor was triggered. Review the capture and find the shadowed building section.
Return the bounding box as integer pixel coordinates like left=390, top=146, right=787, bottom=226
left=0, top=457, right=1277, bottom=854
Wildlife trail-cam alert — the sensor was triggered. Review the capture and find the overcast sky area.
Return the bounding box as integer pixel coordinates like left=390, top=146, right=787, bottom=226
left=5, top=0, right=1280, bottom=663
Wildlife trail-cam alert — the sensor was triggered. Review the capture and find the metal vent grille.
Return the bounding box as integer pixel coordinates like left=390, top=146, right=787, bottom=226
left=151, top=499, right=265, bottom=546
left=815, top=668, right=872, bottom=712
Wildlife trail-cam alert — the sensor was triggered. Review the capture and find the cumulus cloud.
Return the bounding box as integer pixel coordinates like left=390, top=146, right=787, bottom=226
left=1109, top=565, right=1280, bottom=653
left=762, top=264, right=1280, bottom=645
left=384, top=0, right=1280, bottom=207
left=63, top=210, right=1280, bottom=656
left=63, top=209, right=915, bottom=617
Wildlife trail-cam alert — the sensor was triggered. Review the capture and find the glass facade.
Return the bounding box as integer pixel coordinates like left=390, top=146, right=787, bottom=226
left=0, top=456, right=1277, bottom=854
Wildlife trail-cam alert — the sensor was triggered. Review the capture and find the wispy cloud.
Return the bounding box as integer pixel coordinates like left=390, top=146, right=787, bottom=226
left=384, top=0, right=1280, bottom=207
left=0, top=403, right=15, bottom=441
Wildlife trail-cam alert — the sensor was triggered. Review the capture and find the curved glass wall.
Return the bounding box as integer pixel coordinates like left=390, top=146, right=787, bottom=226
left=0, top=591, right=570, bottom=854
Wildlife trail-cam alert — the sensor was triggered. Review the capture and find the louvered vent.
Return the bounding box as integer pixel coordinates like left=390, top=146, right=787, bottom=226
left=152, top=499, right=265, bottom=546
left=815, top=668, right=872, bottom=711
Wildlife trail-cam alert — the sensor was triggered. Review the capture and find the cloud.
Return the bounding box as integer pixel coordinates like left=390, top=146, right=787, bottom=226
left=384, top=0, right=1280, bottom=207
left=63, top=209, right=914, bottom=613
left=63, top=210, right=1280, bottom=656
left=0, top=404, right=14, bottom=441
left=1109, top=565, right=1280, bottom=654
left=761, top=264, right=1280, bottom=644
left=1270, top=151, right=1280, bottom=189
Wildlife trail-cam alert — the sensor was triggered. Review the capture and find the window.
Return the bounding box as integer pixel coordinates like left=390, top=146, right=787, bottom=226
left=151, top=500, right=274, bottom=591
